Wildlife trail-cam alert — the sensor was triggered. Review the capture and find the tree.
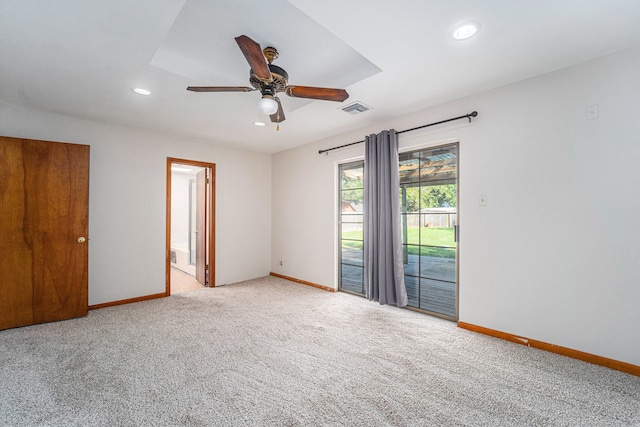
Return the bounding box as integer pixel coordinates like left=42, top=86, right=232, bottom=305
left=401, top=184, right=456, bottom=212
left=341, top=175, right=363, bottom=208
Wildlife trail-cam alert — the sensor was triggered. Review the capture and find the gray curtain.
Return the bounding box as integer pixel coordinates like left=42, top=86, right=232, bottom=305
left=364, top=130, right=408, bottom=307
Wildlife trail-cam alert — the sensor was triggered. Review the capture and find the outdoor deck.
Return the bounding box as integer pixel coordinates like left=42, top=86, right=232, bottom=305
left=341, top=251, right=456, bottom=318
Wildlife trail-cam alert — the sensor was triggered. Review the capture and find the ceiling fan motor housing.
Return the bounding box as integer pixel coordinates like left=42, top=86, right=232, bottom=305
left=250, top=64, right=288, bottom=92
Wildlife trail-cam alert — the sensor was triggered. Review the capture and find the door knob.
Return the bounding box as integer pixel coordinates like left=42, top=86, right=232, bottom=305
left=77, top=237, right=86, bottom=243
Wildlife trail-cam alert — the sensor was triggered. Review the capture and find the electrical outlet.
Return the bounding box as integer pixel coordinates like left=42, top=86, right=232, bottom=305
left=478, top=194, right=488, bottom=207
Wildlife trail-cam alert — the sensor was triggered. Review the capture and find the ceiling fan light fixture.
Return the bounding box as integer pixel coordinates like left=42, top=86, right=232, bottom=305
left=451, top=21, right=481, bottom=40
left=258, top=95, right=279, bottom=115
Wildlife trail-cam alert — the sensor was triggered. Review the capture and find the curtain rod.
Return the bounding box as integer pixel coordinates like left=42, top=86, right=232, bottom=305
left=318, top=111, right=478, bottom=155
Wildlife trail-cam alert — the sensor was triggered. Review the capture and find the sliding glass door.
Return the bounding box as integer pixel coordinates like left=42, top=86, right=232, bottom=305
left=338, top=143, right=458, bottom=320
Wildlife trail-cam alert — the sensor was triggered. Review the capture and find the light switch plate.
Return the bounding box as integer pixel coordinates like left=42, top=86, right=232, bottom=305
left=586, top=104, right=599, bottom=120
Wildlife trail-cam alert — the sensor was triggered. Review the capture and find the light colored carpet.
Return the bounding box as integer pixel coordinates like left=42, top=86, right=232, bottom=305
left=0, top=276, right=638, bottom=426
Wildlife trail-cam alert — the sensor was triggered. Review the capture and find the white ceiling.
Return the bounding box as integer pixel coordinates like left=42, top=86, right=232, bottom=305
left=2, top=0, right=640, bottom=153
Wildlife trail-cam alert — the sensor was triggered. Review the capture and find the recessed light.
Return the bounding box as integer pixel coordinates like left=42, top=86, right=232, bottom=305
left=254, top=121, right=266, bottom=127
left=451, top=21, right=481, bottom=40
left=132, top=87, right=152, bottom=96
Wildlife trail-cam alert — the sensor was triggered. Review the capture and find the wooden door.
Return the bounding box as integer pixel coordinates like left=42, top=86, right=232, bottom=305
left=195, top=168, right=207, bottom=285
left=0, top=136, right=89, bottom=330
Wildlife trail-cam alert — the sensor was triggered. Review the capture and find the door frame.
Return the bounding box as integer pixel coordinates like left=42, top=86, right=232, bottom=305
left=166, top=157, right=216, bottom=295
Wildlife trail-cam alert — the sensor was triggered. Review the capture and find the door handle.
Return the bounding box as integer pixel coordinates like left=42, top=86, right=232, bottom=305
left=77, top=237, right=86, bottom=243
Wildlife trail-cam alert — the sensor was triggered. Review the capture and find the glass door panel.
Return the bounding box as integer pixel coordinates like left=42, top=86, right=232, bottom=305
left=339, top=162, right=365, bottom=295
left=400, top=144, right=458, bottom=319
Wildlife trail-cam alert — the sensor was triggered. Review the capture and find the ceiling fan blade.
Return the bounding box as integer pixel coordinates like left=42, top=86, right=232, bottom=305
left=285, top=86, right=349, bottom=102
left=187, top=86, right=254, bottom=92
left=235, top=35, right=272, bottom=83
left=270, top=97, right=286, bottom=123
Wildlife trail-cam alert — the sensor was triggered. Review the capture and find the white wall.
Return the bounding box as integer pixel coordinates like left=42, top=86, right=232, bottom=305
left=0, top=102, right=272, bottom=305
left=271, top=46, right=640, bottom=366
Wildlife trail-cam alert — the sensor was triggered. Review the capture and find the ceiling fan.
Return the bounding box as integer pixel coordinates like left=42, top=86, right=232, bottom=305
left=187, top=35, right=349, bottom=124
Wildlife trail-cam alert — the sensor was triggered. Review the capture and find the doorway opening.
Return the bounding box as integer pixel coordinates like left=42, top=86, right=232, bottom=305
left=166, top=158, right=215, bottom=295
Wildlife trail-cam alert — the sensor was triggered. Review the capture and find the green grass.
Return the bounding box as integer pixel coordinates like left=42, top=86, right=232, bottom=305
left=406, top=227, right=455, bottom=247
left=341, top=227, right=456, bottom=258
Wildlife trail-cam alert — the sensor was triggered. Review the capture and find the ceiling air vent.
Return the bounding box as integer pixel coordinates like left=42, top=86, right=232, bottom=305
left=341, top=101, right=371, bottom=115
